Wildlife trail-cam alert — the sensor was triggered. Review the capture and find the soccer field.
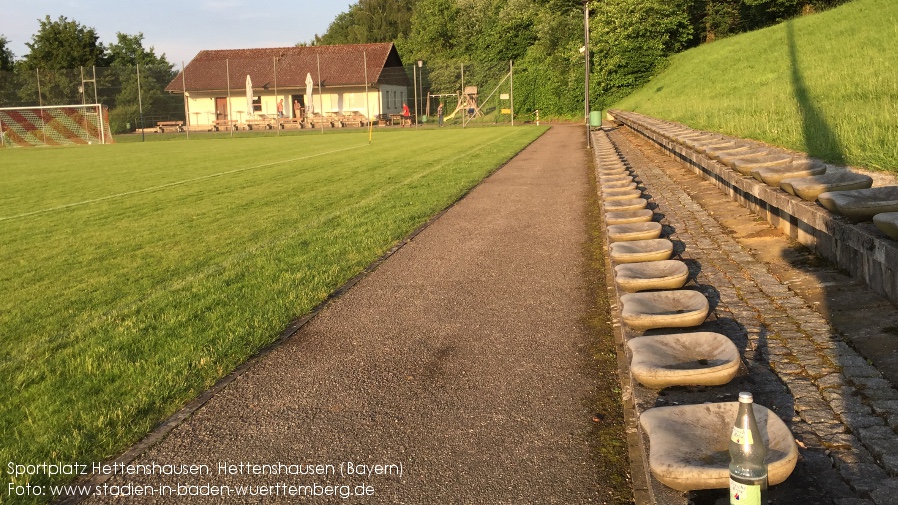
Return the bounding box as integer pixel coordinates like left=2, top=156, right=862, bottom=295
left=0, top=126, right=547, bottom=497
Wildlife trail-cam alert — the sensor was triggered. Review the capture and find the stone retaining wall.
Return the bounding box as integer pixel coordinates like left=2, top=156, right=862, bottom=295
left=609, top=110, right=898, bottom=306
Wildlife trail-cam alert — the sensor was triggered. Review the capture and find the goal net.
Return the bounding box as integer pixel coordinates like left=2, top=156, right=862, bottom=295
left=0, top=104, right=113, bottom=147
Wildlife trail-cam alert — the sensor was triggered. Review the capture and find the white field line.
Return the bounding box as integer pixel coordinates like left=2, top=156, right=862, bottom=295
left=0, top=145, right=364, bottom=223
left=41, top=130, right=524, bottom=344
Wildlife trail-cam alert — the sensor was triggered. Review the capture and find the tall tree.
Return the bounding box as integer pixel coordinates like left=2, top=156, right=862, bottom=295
left=0, top=35, right=16, bottom=106
left=106, top=32, right=179, bottom=133
left=19, top=16, right=109, bottom=105
left=317, top=0, right=853, bottom=118
left=21, top=16, right=108, bottom=70
left=107, top=32, right=170, bottom=68
left=591, top=0, right=693, bottom=107
left=0, top=35, right=14, bottom=71
left=316, top=0, right=418, bottom=45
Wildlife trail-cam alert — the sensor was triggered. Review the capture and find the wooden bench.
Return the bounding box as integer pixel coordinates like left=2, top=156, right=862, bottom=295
left=212, top=119, right=238, bottom=131
left=308, top=115, right=334, bottom=128
left=156, top=121, right=183, bottom=133
left=338, top=113, right=368, bottom=127
left=276, top=118, right=304, bottom=129
left=245, top=118, right=273, bottom=130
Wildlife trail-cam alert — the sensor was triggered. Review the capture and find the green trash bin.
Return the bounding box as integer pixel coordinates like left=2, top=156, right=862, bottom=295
left=589, top=110, right=602, bottom=127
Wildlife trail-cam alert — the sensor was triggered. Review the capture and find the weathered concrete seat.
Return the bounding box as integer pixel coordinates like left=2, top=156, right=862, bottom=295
left=605, top=209, right=655, bottom=225
left=731, top=154, right=794, bottom=175
left=613, top=260, right=688, bottom=292
left=627, top=332, right=740, bottom=388
left=718, top=151, right=777, bottom=171
left=601, top=183, right=639, bottom=194
left=780, top=170, right=873, bottom=201
left=601, top=174, right=635, bottom=184
left=873, top=212, right=898, bottom=241
left=603, top=189, right=644, bottom=201
left=639, top=403, right=798, bottom=491
left=599, top=174, right=634, bottom=185
left=607, top=221, right=663, bottom=242
left=680, top=136, right=727, bottom=150
left=703, top=144, right=755, bottom=161
left=604, top=198, right=648, bottom=213
left=673, top=132, right=713, bottom=143
left=597, top=165, right=632, bottom=177
left=619, top=290, right=709, bottom=330
left=693, top=140, right=738, bottom=155
left=749, top=159, right=827, bottom=186
left=817, top=186, right=898, bottom=222
left=661, top=130, right=695, bottom=142
left=609, top=238, right=673, bottom=264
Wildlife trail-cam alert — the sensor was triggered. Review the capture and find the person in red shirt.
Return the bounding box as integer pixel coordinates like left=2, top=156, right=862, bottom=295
left=402, top=103, right=410, bottom=127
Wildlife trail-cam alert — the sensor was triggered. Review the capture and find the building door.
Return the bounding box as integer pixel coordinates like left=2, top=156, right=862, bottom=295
left=290, top=94, right=305, bottom=119
left=215, top=97, right=228, bottom=120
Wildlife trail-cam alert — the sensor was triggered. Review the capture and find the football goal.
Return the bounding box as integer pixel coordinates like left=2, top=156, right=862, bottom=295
left=0, top=104, right=113, bottom=147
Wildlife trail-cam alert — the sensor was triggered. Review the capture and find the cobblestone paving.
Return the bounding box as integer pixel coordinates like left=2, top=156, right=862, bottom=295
left=598, top=125, right=898, bottom=505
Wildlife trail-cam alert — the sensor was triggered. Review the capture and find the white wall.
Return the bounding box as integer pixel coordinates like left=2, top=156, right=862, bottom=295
left=184, top=87, right=386, bottom=124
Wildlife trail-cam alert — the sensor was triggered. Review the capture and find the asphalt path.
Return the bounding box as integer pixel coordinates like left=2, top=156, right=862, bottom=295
left=86, top=125, right=614, bottom=504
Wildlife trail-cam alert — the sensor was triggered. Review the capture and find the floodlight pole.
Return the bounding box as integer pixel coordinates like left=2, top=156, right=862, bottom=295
left=413, top=61, right=420, bottom=129
left=317, top=53, right=324, bottom=134
left=510, top=60, right=514, bottom=127
left=181, top=61, right=190, bottom=139
left=137, top=63, right=145, bottom=142
left=364, top=51, right=372, bottom=143
left=460, top=63, right=465, bottom=129
left=584, top=0, right=591, bottom=149
left=226, top=59, right=233, bottom=138
left=92, top=66, right=99, bottom=105
left=274, top=56, right=279, bottom=136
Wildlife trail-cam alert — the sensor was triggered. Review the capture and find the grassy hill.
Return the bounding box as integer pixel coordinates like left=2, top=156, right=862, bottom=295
left=613, top=0, right=898, bottom=173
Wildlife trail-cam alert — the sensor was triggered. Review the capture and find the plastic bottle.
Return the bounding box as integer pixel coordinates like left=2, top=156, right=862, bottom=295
left=729, top=392, right=768, bottom=504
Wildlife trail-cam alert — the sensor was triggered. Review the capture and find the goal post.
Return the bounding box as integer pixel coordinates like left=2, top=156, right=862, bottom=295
left=0, top=104, right=113, bottom=148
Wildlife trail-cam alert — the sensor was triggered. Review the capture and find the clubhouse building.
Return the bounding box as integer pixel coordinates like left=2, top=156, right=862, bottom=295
left=165, top=42, right=411, bottom=127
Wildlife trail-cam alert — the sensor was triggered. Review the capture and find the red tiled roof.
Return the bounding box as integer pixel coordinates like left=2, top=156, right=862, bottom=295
left=165, top=42, right=410, bottom=93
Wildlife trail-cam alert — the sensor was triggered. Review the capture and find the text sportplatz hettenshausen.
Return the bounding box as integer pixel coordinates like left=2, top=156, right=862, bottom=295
left=6, top=461, right=403, bottom=500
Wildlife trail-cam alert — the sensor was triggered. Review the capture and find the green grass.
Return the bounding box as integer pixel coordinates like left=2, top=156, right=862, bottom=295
left=0, top=126, right=547, bottom=501
left=613, top=0, right=898, bottom=172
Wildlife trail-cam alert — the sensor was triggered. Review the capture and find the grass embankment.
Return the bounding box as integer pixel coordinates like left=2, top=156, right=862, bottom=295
left=614, top=0, right=898, bottom=173
left=0, top=126, right=546, bottom=501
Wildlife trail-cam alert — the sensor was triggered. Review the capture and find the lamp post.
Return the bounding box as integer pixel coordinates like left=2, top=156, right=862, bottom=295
left=583, top=0, right=591, bottom=149
left=418, top=60, right=424, bottom=125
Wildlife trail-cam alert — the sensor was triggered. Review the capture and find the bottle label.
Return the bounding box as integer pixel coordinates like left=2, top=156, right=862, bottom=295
left=731, top=426, right=753, bottom=445
left=730, top=479, right=761, bottom=504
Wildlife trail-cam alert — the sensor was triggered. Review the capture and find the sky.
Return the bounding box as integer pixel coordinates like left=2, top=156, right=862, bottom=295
left=1, top=0, right=351, bottom=66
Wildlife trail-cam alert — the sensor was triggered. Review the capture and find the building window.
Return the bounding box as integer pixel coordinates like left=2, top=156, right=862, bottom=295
left=252, top=96, right=262, bottom=113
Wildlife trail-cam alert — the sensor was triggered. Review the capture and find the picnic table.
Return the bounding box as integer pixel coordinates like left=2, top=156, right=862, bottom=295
left=156, top=121, right=183, bottom=133
left=245, top=118, right=274, bottom=130
left=338, top=113, right=368, bottom=127
left=212, top=119, right=238, bottom=131
left=308, top=115, right=335, bottom=128
left=276, top=118, right=304, bottom=129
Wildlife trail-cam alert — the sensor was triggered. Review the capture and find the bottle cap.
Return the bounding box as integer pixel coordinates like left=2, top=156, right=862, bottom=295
left=738, top=391, right=754, bottom=403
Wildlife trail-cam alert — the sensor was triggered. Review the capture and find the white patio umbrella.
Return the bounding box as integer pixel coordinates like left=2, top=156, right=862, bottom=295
left=305, top=72, right=314, bottom=115
left=245, top=75, right=253, bottom=117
